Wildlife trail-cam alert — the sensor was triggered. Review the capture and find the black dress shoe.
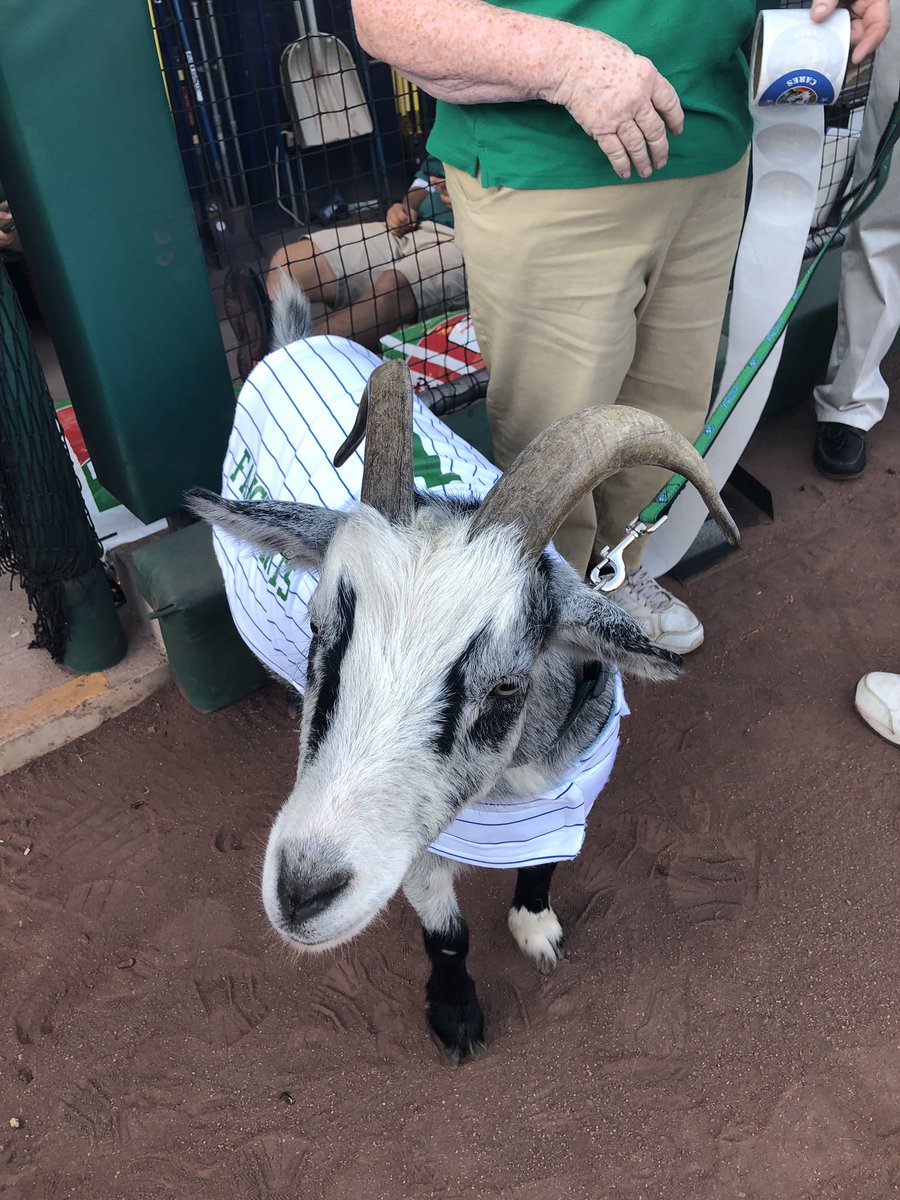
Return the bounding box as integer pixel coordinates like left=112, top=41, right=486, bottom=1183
left=813, top=421, right=867, bottom=479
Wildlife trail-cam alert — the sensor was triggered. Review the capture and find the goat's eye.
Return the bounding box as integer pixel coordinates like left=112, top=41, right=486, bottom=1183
left=309, top=619, right=320, bottom=638
left=490, top=677, right=523, bottom=700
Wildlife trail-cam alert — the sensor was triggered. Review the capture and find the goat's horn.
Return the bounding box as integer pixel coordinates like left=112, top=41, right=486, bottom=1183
left=333, top=360, right=414, bottom=524
left=469, top=405, right=739, bottom=558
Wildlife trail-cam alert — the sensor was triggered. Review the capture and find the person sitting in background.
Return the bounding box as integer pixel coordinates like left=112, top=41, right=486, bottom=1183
left=855, top=673, right=900, bottom=744
left=225, top=156, right=464, bottom=377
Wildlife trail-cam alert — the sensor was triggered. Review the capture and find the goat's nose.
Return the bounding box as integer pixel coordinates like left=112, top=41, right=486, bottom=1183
left=276, top=866, right=351, bottom=928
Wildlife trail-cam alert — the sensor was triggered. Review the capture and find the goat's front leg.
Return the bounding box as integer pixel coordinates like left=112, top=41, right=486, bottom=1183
left=403, top=853, right=485, bottom=1064
left=509, top=862, right=565, bottom=974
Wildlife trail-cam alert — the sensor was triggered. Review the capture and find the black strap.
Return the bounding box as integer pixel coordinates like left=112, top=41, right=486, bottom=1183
left=554, top=659, right=611, bottom=747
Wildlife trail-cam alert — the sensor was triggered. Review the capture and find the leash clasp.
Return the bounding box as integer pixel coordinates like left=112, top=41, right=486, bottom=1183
left=588, top=516, right=668, bottom=594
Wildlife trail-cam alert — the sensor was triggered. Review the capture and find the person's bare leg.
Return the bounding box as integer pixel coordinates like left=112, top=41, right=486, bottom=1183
left=312, top=269, right=418, bottom=351
left=267, top=240, right=340, bottom=307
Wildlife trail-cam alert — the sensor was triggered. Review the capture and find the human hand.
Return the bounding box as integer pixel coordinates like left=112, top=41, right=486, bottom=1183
left=429, top=175, right=452, bottom=208
left=386, top=200, right=418, bottom=237
left=543, top=28, right=683, bottom=180
left=811, top=0, right=891, bottom=64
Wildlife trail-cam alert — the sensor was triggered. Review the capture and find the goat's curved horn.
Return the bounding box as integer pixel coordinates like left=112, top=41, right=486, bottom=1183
left=469, top=405, right=739, bottom=558
left=333, top=360, right=414, bottom=524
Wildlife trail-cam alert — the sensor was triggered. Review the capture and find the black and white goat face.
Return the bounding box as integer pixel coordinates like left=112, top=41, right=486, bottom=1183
left=191, top=361, right=738, bottom=954
left=275, top=507, right=546, bottom=949
left=195, top=497, right=680, bottom=950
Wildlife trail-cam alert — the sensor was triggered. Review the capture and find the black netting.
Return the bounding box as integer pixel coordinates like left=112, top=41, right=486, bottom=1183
left=777, top=0, right=873, bottom=247
left=147, top=1, right=872, bottom=379
left=0, top=261, right=103, bottom=661
left=149, top=0, right=464, bottom=383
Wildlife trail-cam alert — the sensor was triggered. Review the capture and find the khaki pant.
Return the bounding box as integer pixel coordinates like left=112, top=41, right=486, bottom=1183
left=445, top=155, right=749, bottom=575
left=309, top=219, right=466, bottom=319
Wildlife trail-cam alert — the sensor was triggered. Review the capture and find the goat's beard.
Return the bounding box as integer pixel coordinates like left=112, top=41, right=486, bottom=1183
left=269, top=900, right=390, bottom=953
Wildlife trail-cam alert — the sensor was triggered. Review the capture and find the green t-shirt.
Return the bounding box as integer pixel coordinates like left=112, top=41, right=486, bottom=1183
left=428, top=0, right=756, bottom=189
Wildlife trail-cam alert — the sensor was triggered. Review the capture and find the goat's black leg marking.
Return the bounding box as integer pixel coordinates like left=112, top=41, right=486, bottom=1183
left=403, top=854, right=485, bottom=1063
left=422, top=920, right=485, bottom=1065
left=512, top=862, right=558, bottom=913
left=508, top=862, right=566, bottom=974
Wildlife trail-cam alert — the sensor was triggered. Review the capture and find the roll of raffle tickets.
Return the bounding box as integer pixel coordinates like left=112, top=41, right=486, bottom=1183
left=644, top=6, right=852, bottom=580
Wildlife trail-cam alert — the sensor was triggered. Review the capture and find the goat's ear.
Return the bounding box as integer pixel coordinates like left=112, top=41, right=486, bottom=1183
left=549, top=586, right=683, bottom=683
left=186, top=488, right=346, bottom=571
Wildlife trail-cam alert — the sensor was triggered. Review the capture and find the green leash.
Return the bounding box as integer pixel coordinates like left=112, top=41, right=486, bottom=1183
left=591, top=94, right=900, bottom=593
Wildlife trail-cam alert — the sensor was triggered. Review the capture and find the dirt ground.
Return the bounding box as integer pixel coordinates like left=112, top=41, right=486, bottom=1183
left=1, top=378, right=899, bottom=1200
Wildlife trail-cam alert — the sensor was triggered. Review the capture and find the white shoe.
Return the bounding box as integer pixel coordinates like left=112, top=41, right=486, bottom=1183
left=611, top=565, right=704, bottom=654
left=854, top=672, right=900, bottom=745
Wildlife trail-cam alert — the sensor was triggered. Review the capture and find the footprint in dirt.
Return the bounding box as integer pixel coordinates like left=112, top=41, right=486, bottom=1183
left=101, top=1153, right=219, bottom=1200
left=661, top=828, right=759, bottom=923
left=570, top=813, right=681, bottom=928
left=13, top=1001, right=55, bottom=1048
left=714, top=1041, right=900, bottom=1197
left=10, top=966, right=69, bottom=1049
left=64, top=877, right=132, bottom=926
left=90, top=943, right=168, bottom=1011
left=54, top=803, right=159, bottom=878
left=309, top=951, right=417, bottom=1060
left=61, top=1077, right=123, bottom=1148
left=604, top=954, right=691, bottom=1083
left=0, top=1167, right=75, bottom=1200
left=229, top=1133, right=312, bottom=1199
left=191, top=971, right=271, bottom=1049
left=114, top=1081, right=188, bottom=1145
left=212, top=825, right=245, bottom=853
left=155, top=897, right=240, bottom=964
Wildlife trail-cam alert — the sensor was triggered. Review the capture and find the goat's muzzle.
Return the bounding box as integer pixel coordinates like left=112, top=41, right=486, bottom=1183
left=273, top=847, right=354, bottom=941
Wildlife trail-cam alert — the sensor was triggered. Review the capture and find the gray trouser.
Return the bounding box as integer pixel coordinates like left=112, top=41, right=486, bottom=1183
left=814, top=6, right=900, bottom=431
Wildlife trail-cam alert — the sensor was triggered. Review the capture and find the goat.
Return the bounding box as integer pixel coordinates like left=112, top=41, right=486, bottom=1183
left=189, top=282, right=737, bottom=1063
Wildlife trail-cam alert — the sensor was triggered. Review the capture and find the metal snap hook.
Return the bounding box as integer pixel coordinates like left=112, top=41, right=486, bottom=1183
left=589, top=516, right=669, bottom=594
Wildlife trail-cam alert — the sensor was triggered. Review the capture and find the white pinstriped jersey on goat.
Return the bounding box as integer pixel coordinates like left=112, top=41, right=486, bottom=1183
left=212, top=336, right=627, bottom=869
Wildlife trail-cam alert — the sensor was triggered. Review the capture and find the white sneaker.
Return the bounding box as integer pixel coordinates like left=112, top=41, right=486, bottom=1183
left=611, top=565, right=704, bottom=654
left=854, top=672, right=900, bottom=745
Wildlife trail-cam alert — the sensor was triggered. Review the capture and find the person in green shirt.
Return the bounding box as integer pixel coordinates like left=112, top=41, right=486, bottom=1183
left=226, top=156, right=463, bottom=374
left=352, top=0, right=890, bottom=654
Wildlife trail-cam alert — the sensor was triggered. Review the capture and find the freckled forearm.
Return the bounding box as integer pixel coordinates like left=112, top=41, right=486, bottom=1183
left=352, top=0, right=611, bottom=105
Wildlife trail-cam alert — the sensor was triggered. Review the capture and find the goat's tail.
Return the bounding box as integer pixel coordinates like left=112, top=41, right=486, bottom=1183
left=270, top=270, right=314, bottom=350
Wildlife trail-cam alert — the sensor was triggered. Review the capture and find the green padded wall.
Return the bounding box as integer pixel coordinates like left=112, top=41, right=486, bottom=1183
left=130, top=523, right=269, bottom=713
left=0, top=0, right=234, bottom=523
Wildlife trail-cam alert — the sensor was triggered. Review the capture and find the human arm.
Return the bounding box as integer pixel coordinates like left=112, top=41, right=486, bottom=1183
left=430, top=175, right=452, bottom=211
left=385, top=181, right=434, bottom=237
left=351, top=0, right=684, bottom=180
left=811, top=0, right=891, bottom=64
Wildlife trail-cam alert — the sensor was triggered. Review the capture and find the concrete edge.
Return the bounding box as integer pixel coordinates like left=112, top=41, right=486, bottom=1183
left=0, top=656, right=171, bottom=778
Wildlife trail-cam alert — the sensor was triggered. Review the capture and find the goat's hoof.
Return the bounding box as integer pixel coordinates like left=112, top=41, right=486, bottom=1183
left=426, top=978, right=485, bottom=1065
left=442, top=1037, right=486, bottom=1067
left=508, top=905, right=566, bottom=975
